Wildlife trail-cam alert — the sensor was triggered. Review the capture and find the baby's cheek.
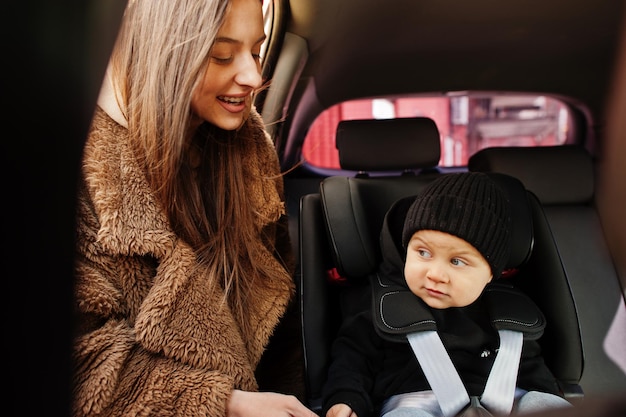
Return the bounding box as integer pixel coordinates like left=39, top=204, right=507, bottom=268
left=455, top=285, right=484, bottom=307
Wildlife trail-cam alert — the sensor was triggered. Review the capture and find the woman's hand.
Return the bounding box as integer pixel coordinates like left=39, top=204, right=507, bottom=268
left=227, top=390, right=319, bottom=417
left=326, top=403, right=357, bottom=417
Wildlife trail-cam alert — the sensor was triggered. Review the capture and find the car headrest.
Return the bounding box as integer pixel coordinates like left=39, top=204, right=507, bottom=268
left=336, top=117, right=441, bottom=171
left=468, top=145, right=594, bottom=205
left=320, top=172, right=533, bottom=281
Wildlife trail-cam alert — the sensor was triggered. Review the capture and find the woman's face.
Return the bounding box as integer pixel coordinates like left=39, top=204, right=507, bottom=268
left=191, top=0, right=265, bottom=131
left=404, top=229, right=493, bottom=309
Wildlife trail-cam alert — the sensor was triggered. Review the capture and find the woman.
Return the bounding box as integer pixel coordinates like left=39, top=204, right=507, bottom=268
left=72, top=0, right=315, bottom=416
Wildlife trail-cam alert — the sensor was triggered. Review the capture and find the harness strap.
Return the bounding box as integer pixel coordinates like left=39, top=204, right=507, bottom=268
left=407, top=331, right=470, bottom=417
left=481, top=330, right=523, bottom=415
left=407, top=328, right=524, bottom=416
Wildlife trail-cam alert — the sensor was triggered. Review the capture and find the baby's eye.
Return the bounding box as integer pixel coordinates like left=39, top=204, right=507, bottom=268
left=451, top=258, right=467, bottom=267
left=417, top=249, right=432, bottom=259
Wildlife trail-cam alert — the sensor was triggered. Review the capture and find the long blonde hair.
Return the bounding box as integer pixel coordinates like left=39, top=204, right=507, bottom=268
left=107, top=0, right=287, bottom=327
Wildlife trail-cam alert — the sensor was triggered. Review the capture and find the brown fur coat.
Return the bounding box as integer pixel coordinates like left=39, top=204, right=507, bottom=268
left=72, top=106, right=296, bottom=417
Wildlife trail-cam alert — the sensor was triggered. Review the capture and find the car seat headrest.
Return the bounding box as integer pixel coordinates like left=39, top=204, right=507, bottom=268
left=336, top=117, right=441, bottom=171
left=468, top=145, right=594, bottom=205
left=320, top=175, right=436, bottom=278
left=321, top=172, right=533, bottom=281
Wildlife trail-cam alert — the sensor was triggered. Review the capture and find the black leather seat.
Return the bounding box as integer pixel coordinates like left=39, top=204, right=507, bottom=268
left=298, top=117, right=443, bottom=412
left=298, top=120, right=584, bottom=413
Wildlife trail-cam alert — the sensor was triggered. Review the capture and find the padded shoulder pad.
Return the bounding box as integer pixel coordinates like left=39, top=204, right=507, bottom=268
left=483, top=283, right=546, bottom=340
left=371, top=273, right=436, bottom=342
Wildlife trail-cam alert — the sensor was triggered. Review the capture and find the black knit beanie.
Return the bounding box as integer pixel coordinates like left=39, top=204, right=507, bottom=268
left=401, top=172, right=511, bottom=279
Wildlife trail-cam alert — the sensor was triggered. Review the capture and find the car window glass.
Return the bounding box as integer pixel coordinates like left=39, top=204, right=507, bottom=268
left=302, top=93, right=572, bottom=169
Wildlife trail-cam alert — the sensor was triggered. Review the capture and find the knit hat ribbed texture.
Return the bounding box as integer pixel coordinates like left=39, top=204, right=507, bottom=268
left=401, top=172, right=511, bottom=279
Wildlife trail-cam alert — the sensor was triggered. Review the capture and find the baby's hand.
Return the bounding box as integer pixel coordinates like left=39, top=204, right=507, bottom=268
left=326, top=403, right=357, bottom=417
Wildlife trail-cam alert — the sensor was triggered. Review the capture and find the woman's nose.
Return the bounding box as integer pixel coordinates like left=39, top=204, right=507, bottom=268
left=235, top=55, right=262, bottom=89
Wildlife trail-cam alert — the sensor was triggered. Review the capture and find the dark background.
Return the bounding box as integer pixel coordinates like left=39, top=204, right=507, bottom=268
left=4, top=2, right=125, bottom=415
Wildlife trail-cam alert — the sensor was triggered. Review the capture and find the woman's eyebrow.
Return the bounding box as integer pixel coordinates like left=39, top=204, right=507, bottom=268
left=215, top=34, right=267, bottom=45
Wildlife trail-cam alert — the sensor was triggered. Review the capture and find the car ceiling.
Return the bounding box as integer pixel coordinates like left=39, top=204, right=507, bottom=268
left=286, top=0, right=624, bottom=109
left=275, top=0, right=625, bottom=165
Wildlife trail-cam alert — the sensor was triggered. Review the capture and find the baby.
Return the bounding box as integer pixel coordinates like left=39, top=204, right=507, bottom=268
left=322, top=172, right=572, bottom=417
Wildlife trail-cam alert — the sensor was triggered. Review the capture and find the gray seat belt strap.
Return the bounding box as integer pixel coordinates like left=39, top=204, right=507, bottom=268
left=407, top=331, right=470, bottom=417
left=407, top=329, right=523, bottom=417
left=480, top=329, right=524, bottom=415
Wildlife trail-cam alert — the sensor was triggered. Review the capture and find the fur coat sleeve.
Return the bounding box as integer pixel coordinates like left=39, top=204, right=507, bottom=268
left=72, top=107, right=295, bottom=417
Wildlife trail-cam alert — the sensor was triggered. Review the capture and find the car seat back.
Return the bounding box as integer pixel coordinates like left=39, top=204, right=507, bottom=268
left=469, top=145, right=626, bottom=394
left=298, top=117, right=442, bottom=411
left=299, top=121, right=584, bottom=412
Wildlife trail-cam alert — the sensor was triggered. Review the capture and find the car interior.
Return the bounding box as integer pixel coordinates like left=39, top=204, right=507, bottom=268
left=13, top=0, right=626, bottom=415
left=266, top=0, right=626, bottom=412
left=299, top=119, right=587, bottom=411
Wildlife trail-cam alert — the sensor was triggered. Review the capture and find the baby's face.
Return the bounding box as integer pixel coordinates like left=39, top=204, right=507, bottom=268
left=404, top=229, right=492, bottom=309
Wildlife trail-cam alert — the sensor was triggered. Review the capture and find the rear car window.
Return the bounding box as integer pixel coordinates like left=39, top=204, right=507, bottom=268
left=302, top=93, right=572, bottom=170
